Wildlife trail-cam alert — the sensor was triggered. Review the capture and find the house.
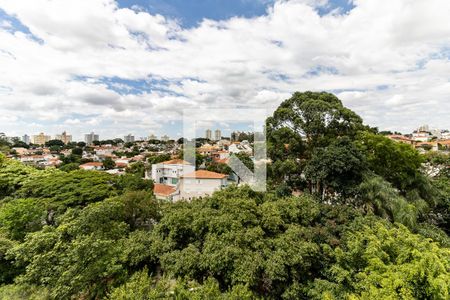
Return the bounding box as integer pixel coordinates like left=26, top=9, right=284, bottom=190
left=228, top=141, right=252, bottom=155
left=153, top=183, right=178, bottom=201
left=12, top=147, right=30, bottom=155
left=151, top=159, right=195, bottom=186
left=212, top=150, right=230, bottom=162
left=387, top=134, right=414, bottom=145
left=79, top=162, right=104, bottom=171
left=415, top=142, right=438, bottom=151
left=178, top=170, right=228, bottom=200
left=412, top=131, right=431, bottom=142
left=197, top=143, right=219, bottom=156
left=114, top=157, right=131, bottom=168
left=437, top=139, right=450, bottom=150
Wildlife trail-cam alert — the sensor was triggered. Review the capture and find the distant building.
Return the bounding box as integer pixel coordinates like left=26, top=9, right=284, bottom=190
left=148, top=134, right=157, bottom=140
left=214, top=129, right=221, bottom=141
left=32, top=132, right=51, bottom=145
left=55, top=131, right=72, bottom=144
left=205, top=129, right=212, bottom=140
left=418, top=124, right=429, bottom=132
left=85, top=132, right=99, bottom=145
left=124, top=134, right=135, bottom=143
left=161, top=135, right=170, bottom=142
left=22, top=134, right=30, bottom=144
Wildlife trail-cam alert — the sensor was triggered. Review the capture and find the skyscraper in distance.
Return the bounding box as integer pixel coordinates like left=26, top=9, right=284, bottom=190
left=84, top=132, right=99, bottom=145
left=214, top=129, right=221, bottom=141
left=205, top=129, right=212, bottom=140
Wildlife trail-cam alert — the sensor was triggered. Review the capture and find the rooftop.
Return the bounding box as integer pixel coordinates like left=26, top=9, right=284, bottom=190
left=181, top=170, right=228, bottom=179
left=154, top=183, right=177, bottom=196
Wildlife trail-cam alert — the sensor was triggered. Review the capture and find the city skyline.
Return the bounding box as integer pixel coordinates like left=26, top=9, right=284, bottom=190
left=1, top=0, right=449, bottom=137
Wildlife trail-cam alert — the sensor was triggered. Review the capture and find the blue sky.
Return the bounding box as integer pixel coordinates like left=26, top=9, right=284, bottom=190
left=117, top=0, right=355, bottom=28
left=0, top=0, right=449, bottom=140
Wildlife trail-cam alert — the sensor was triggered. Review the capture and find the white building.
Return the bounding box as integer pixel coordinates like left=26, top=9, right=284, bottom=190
left=85, top=132, right=99, bottom=145
left=148, top=134, right=157, bottom=140
left=161, top=135, right=170, bottom=142
left=124, top=134, right=135, bottom=143
left=178, top=170, right=228, bottom=200
left=205, top=129, right=212, bottom=140
left=151, top=159, right=195, bottom=186
left=214, top=129, right=221, bottom=141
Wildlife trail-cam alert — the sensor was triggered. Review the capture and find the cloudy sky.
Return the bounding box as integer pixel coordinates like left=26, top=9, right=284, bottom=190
left=0, top=0, right=449, bottom=140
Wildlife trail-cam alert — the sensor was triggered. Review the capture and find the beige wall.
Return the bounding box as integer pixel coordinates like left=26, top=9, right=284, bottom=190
left=179, top=177, right=227, bottom=200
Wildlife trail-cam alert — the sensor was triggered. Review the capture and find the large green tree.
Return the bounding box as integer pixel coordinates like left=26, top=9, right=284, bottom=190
left=266, top=91, right=364, bottom=151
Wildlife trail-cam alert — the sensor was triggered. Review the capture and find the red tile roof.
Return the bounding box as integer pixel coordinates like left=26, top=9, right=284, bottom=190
left=160, top=159, right=191, bottom=165
left=154, top=184, right=176, bottom=196
left=181, top=170, right=227, bottom=179
left=80, top=162, right=103, bottom=167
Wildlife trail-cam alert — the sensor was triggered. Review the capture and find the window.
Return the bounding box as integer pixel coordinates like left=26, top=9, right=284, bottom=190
left=171, top=178, right=178, bottom=184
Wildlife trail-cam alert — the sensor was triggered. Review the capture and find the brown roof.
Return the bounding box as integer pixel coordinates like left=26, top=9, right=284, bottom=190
left=80, top=162, right=103, bottom=167
left=181, top=170, right=227, bottom=179
left=437, top=139, right=450, bottom=145
left=154, top=184, right=176, bottom=196
left=160, top=159, right=191, bottom=165
left=388, top=134, right=413, bottom=141
left=115, top=162, right=128, bottom=168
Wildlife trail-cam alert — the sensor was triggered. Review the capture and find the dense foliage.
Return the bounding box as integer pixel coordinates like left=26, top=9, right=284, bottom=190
left=0, top=91, right=449, bottom=299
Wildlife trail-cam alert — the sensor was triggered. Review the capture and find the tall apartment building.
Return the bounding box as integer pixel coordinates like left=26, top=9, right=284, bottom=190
left=55, top=131, right=72, bottom=144
left=32, top=132, right=51, bottom=145
left=22, top=134, right=30, bottom=144
left=214, top=129, right=221, bottom=141
left=84, top=132, right=99, bottom=145
left=205, top=129, right=212, bottom=140
left=124, top=134, right=135, bottom=143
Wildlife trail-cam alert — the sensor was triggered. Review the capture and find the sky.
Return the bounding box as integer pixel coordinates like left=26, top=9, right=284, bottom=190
left=0, top=0, right=449, bottom=140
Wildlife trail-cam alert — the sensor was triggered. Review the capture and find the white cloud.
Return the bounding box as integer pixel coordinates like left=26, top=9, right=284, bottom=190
left=0, top=0, right=449, bottom=139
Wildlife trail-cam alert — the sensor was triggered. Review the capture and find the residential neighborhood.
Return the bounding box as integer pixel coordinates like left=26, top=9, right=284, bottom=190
left=1, top=124, right=449, bottom=202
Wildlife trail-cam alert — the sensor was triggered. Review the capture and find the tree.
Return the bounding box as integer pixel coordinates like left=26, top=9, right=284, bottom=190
left=147, top=154, right=171, bottom=165
left=266, top=91, right=364, bottom=152
left=71, top=147, right=83, bottom=156
left=0, top=198, right=47, bottom=241
left=304, top=138, right=366, bottom=200
left=12, top=141, right=29, bottom=149
left=59, top=163, right=80, bottom=172
left=356, top=132, right=424, bottom=192
left=310, top=220, right=450, bottom=299
left=103, top=157, right=115, bottom=170
left=45, top=140, right=64, bottom=147
left=126, top=161, right=146, bottom=177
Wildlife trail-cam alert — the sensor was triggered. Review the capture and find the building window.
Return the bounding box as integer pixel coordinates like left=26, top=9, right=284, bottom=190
left=171, top=178, right=178, bottom=184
